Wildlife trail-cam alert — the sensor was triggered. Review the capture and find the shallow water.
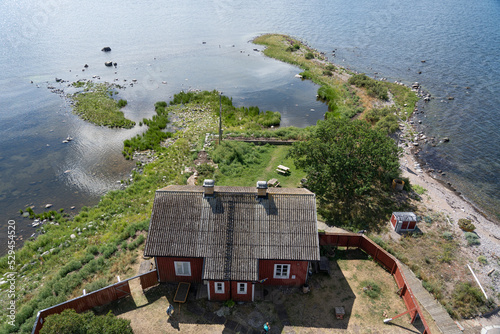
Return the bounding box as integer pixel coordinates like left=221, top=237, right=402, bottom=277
left=1, top=0, right=499, bottom=253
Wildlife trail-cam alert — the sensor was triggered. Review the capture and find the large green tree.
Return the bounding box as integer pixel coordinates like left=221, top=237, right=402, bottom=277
left=289, top=118, right=400, bottom=228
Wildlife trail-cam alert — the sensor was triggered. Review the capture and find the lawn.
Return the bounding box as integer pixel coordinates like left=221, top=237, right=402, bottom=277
left=213, top=143, right=306, bottom=188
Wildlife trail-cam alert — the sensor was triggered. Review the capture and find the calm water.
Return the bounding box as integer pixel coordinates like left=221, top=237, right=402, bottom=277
left=1, top=0, right=499, bottom=252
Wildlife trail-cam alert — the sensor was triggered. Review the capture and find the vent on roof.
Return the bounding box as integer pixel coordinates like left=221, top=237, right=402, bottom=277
left=256, top=180, right=268, bottom=197
left=203, top=179, right=215, bottom=197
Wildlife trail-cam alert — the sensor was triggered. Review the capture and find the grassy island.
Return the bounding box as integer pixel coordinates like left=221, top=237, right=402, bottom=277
left=70, top=81, right=135, bottom=129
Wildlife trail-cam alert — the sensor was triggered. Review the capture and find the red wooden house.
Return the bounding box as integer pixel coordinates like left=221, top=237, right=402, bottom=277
left=144, top=180, right=320, bottom=302
left=390, top=212, right=417, bottom=233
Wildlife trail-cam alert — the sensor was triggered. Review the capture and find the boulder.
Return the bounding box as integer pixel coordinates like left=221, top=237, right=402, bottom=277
left=101, top=46, right=111, bottom=52
left=105, top=61, right=113, bottom=67
left=442, top=137, right=450, bottom=142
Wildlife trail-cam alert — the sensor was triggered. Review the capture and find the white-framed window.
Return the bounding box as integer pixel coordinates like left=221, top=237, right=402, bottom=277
left=274, top=264, right=290, bottom=279
left=174, top=261, right=191, bottom=276
left=237, top=282, right=247, bottom=294
left=215, top=282, right=225, bottom=294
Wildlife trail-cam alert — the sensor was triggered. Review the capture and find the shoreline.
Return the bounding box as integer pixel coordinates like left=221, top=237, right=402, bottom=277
left=399, top=120, right=500, bottom=301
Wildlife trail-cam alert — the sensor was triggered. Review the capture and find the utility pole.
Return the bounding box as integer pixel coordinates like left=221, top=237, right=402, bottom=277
left=219, top=92, right=223, bottom=144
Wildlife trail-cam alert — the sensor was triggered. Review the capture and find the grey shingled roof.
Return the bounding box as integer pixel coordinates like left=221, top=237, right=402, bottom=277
left=144, top=185, right=320, bottom=281
left=392, top=212, right=417, bottom=221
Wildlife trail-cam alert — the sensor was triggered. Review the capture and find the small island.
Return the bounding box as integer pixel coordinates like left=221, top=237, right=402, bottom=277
left=69, top=81, right=135, bottom=129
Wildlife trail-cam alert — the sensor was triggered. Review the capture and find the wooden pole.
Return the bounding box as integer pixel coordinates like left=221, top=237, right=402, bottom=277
left=219, top=93, right=222, bottom=144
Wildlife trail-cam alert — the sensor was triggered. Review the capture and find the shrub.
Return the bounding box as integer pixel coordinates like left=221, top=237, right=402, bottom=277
left=411, top=184, right=427, bottom=195
left=85, top=278, right=108, bottom=293
left=450, top=282, right=486, bottom=318
left=299, top=70, right=313, bottom=80
left=458, top=218, right=475, bottom=231
left=348, top=74, right=388, bottom=100
left=100, top=244, right=118, bottom=258
left=197, top=163, right=216, bottom=182
left=224, top=299, right=235, bottom=308
left=442, top=231, right=454, bottom=240
left=477, top=256, right=488, bottom=265
left=128, top=235, right=145, bottom=251
left=323, top=70, right=333, bottom=76
left=59, top=260, right=83, bottom=278
left=305, top=52, right=314, bottom=59
left=317, top=85, right=338, bottom=111
left=87, top=245, right=99, bottom=255
left=360, top=280, right=381, bottom=299
left=465, top=232, right=480, bottom=246
left=40, top=309, right=133, bottom=334
left=117, top=99, right=127, bottom=108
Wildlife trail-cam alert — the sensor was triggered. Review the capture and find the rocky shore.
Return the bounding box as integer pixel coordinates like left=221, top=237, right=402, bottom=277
left=398, top=117, right=500, bottom=306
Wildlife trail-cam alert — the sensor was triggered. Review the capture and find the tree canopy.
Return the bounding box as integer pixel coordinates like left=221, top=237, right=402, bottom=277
left=40, top=309, right=133, bottom=334
left=289, top=118, right=400, bottom=229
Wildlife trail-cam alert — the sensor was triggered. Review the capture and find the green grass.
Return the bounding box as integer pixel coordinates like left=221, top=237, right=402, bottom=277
left=254, top=34, right=364, bottom=119
left=69, top=82, right=135, bottom=129
left=411, top=184, right=427, bottom=196
left=254, top=34, right=420, bottom=129
left=211, top=142, right=306, bottom=188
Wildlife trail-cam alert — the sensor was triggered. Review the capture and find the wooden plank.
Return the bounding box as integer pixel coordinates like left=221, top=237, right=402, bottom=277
left=173, top=282, right=191, bottom=303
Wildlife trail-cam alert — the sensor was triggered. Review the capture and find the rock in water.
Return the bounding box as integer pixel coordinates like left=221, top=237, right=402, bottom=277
left=101, top=46, right=111, bottom=52
left=105, top=61, right=113, bottom=67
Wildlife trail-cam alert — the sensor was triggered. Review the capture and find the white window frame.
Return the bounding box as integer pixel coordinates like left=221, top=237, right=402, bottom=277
left=214, top=282, right=225, bottom=294
left=237, top=282, right=247, bottom=294
left=274, top=264, right=291, bottom=279
left=174, top=261, right=191, bottom=276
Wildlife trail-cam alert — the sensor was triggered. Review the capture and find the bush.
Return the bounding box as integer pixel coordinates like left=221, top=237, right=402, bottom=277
left=317, top=85, right=338, bottom=111
left=450, top=282, right=486, bottom=318
left=348, top=74, right=388, bottom=100
left=40, top=309, right=133, bottom=334
left=117, top=99, right=127, bottom=108
left=465, top=232, right=480, bottom=246
left=477, top=256, right=488, bottom=265
left=458, top=218, right=475, bottom=231
left=197, top=163, right=216, bottom=183
left=85, top=278, right=108, bottom=293
left=442, top=231, right=454, bottom=240
left=360, top=280, right=381, bottom=299
left=325, top=64, right=336, bottom=71
left=127, top=235, right=145, bottom=250
left=305, top=52, right=314, bottom=59
left=87, top=245, right=99, bottom=255
left=59, top=260, right=83, bottom=278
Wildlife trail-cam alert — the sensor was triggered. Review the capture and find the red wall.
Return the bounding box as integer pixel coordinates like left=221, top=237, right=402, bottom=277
left=231, top=281, right=253, bottom=302
left=208, top=281, right=230, bottom=301
left=156, top=257, right=203, bottom=283
left=390, top=214, right=397, bottom=227
left=258, top=260, right=308, bottom=286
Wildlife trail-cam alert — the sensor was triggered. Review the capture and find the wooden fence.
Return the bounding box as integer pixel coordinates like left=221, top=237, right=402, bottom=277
left=319, top=232, right=431, bottom=334
left=31, top=269, right=158, bottom=334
